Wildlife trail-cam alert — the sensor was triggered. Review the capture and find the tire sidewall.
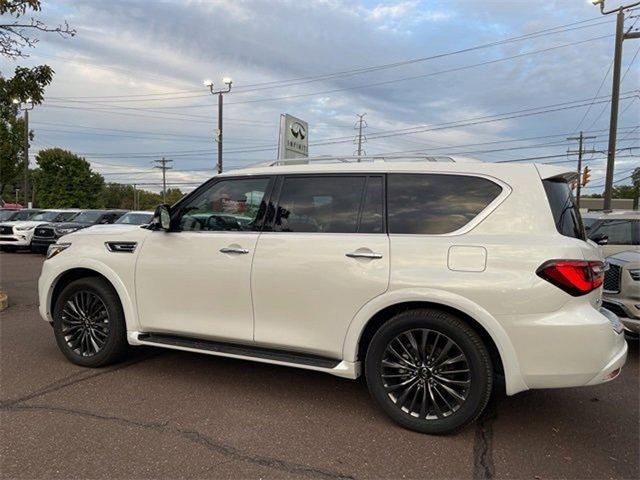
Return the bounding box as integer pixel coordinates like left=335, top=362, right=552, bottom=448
left=53, top=277, right=126, bottom=367
left=365, top=310, right=493, bottom=434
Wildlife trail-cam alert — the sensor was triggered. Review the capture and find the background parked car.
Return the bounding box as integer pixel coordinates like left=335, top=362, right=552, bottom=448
left=31, top=209, right=128, bottom=253
left=588, top=211, right=640, bottom=256
left=602, top=250, right=640, bottom=337
left=0, top=209, right=44, bottom=251
left=0, top=209, right=80, bottom=252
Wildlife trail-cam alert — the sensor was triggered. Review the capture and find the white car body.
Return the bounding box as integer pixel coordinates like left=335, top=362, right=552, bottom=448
left=38, top=158, right=627, bottom=398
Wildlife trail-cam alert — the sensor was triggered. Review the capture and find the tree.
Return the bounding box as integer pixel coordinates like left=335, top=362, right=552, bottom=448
left=0, top=66, right=53, bottom=197
left=0, top=1, right=74, bottom=200
left=99, top=183, right=185, bottom=210
left=1, top=0, right=75, bottom=59
left=32, top=148, right=104, bottom=208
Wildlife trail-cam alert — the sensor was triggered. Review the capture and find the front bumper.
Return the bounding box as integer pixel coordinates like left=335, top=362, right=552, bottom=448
left=0, top=231, right=33, bottom=246
left=31, top=237, right=58, bottom=250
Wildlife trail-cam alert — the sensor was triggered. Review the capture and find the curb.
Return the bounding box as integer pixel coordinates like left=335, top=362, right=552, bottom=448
left=0, top=291, right=8, bottom=312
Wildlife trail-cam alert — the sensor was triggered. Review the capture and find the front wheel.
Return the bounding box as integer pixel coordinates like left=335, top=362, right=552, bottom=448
left=53, top=277, right=129, bottom=367
left=365, top=309, right=493, bottom=434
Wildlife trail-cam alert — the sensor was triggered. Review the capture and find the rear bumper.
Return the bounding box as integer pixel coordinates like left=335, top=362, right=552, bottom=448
left=499, top=304, right=628, bottom=391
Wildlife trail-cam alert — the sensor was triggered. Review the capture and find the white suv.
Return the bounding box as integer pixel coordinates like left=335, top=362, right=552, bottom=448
left=38, top=156, right=627, bottom=434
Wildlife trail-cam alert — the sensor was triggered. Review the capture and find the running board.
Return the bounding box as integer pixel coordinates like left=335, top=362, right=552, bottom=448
left=129, top=332, right=360, bottom=379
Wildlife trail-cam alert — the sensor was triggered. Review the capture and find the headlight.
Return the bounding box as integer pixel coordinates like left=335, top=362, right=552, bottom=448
left=629, top=269, right=640, bottom=281
left=55, top=227, right=78, bottom=235
left=46, top=242, right=71, bottom=260
left=15, top=225, right=35, bottom=231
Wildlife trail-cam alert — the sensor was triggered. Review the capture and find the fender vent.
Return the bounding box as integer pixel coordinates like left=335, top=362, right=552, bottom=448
left=105, top=241, right=137, bottom=253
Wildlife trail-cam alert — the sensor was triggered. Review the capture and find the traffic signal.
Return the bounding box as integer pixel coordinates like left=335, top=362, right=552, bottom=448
left=581, top=166, right=591, bottom=187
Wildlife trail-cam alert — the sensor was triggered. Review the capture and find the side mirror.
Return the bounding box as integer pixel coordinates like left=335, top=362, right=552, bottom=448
left=152, top=204, right=172, bottom=231
left=590, top=233, right=608, bottom=245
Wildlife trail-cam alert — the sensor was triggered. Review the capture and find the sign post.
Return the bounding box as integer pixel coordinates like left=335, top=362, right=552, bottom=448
left=277, top=114, right=308, bottom=160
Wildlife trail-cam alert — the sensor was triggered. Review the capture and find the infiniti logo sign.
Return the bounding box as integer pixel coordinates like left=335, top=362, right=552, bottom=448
left=290, top=121, right=306, bottom=140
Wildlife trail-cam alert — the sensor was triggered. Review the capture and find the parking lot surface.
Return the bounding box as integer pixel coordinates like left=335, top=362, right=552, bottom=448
left=1, top=251, right=638, bottom=479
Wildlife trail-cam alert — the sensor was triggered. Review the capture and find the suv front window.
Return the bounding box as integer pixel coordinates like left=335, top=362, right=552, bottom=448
left=178, top=177, right=270, bottom=231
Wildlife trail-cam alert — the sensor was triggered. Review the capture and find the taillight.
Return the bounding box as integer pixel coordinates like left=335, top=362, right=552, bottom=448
left=536, top=260, right=605, bottom=296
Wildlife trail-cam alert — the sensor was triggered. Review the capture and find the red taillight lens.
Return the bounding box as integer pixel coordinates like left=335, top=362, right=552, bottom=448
left=536, top=260, right=605, bottom=296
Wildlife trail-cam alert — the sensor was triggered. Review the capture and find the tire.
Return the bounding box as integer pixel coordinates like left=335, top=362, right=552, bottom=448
left=53, top=276, right=128, bottom=367
left=365, top=309, right=493, bottom=434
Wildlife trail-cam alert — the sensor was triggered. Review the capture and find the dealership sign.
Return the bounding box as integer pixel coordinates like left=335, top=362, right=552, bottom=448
left=278, top=114, right=308, bottom=159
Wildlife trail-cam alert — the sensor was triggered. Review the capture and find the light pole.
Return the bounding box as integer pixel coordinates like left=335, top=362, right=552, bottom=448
left=591, top=0, right=640, bottom=210
left=204, top=77, right=233, bottom=174
left=12, top=98, right=34, bottom=207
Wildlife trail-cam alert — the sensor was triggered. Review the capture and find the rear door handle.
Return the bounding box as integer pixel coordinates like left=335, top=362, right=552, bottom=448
left=346, top=251, right=383, bottom=259
left=220, top=247, right=249, bottom=254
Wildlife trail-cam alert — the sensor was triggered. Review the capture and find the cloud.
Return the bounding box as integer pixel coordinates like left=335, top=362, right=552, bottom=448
left=6, top=0, right=636, bottom=193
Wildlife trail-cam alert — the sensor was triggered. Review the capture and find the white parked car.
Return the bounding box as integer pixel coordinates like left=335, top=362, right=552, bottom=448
left=0, top=209, right=78, bottom=251
left=38, top=156, right=627, bottom=434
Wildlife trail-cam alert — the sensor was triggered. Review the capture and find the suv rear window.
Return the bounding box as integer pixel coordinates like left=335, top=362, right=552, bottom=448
left=543, top=179, right=585, bottom=240
left=387, top=174, right=503, bottom=234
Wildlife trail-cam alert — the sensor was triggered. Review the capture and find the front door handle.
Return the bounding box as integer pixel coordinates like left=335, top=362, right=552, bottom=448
left=220, top=247, right=249, bottom=254
left=346, top=251, right=383, bottom=259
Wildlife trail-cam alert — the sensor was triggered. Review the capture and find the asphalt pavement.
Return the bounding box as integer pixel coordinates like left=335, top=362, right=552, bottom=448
left=1, top=251, right=638, bottom=479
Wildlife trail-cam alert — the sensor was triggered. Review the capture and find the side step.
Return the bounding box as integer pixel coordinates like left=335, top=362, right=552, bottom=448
left=137, top=333, right=341, bottom=370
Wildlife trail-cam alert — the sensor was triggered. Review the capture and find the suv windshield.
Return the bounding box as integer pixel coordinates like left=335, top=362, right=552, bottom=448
left=0, top=210, right=17, bottom=221
left=71, top=211, right=103, bottom=223
left=543, top=179, right=585, bottom=240
left=115, top=212, right=153, bottom=225
left=30, top=211, right=63, bottom=222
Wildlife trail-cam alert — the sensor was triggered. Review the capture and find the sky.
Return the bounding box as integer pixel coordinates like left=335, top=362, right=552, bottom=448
left=1, top=0, right=638, bottom=194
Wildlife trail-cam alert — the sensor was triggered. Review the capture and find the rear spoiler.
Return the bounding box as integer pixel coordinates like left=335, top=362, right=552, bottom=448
left=534, top=164, right=579, bottom=182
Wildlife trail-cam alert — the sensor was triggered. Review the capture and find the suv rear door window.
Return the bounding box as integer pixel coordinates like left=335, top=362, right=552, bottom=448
left=274, top=176, right=366, bottom=233
left=387, top=174, right=503, bottom=234
left=543, top=179, right=585, bottom=240
left=358, top=176, right=384, bottom=233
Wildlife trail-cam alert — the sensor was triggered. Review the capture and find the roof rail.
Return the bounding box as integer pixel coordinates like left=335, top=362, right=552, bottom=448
left=266, top=154, right=457, bottom=166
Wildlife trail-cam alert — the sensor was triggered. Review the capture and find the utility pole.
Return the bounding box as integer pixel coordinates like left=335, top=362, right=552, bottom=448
left=153, top=157, right=173, bottom=203
left=592, top=0, right=640, bottom=210
left=354, top=113, right=367, bottom=161
left=133, top=184, right=137, bottom=210
left=204, top=77, right=233, bottom=174
left=12, top=98, right=34, bottom=207
left=567, top=131, right=597, bottom=208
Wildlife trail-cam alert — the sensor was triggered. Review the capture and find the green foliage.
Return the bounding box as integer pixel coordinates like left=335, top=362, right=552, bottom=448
left=100, top=183, right=184, bottom=210
left=0, top=66, right=53, bottom=197
left=32, top=148, right=104, bottom=208
left=0, top=0, right=42, bottom=16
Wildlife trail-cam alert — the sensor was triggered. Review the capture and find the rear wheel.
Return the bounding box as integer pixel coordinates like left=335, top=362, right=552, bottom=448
left=53, top=277, right=128, bottom=367
left=365, top=309, right=493, bottom=434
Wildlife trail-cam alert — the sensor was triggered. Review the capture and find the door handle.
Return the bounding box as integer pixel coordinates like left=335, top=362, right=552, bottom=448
left=346, top=251, right=383, bottom=259
left=220, top=247, right=249, bottom=254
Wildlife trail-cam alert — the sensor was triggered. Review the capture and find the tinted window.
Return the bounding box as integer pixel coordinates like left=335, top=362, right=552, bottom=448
left=0, top=211, right=14, bottom=221
left=275, top=176, right=365, bottom=233
left=179, top=177, right=270, bottom=232
left=590, top=219, right=638, bottom=245
left=73, top=211, right=103, bottom=223
left=359, top=177, right=384, bottom=233
left=543, top=179, right=585, bottom=240
left=115, top=212, right=153, bottom=225
left=388, top=174, right=503, bottom=234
